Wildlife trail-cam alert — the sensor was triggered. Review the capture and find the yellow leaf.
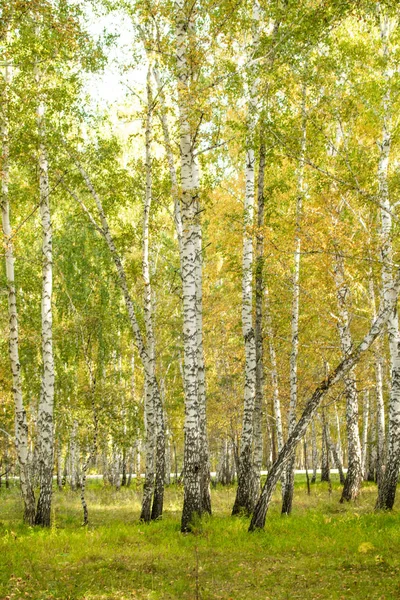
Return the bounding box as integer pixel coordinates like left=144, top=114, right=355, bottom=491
left=358, top=542, right=374, bottom=553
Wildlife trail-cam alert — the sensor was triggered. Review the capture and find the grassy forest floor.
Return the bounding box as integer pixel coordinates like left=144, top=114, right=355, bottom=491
left=1, top=476, right=400, bottom=600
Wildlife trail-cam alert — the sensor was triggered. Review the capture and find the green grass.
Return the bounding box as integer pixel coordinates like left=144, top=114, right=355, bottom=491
left=1, top=477, right=400, bottom=599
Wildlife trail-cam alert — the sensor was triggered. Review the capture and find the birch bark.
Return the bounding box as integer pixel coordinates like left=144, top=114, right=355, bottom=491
left=141, top=65, right=165, bottom=521
left=375, top=11, right=400, bottom=510
left=1, top=63, right=36, bottom=524
left=370, top=275, right=386, bottom=485
left=175, top=1, right=203, bottom=530
left=265, top=284, right=285, bottom=490
left=35, top=93, right=56, bottom=527
left=232, top=1, right=261, bottom=516
left=282, top=87, right=307, bottom=515
left=254, top=143, right=266, bottom=483
left=333, top=249, right=362, bottom=502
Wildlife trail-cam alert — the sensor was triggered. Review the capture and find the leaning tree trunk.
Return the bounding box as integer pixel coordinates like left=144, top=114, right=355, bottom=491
left=1, top=62, right=36, bottom=525
left=249, top=279, right=400, bottom=530
left=35, top=96, right=56, bottom=527
left=69, top=155, right=165, bottom=521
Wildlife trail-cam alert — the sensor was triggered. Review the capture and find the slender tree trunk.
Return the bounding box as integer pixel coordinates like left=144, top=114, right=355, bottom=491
left=332, top=250, right=362, bottom=502
left=311, top=418, right=318, bottom=484
left=304, top=437, right=310, bottom=495
left=265, top=284, right=285, bottom=491
left=192, top=155, right=212, bottom=515
left=320, top=411, right=330, bottom=483
left=80, top=378, right=98, bottom=525
left=254, top=142, right=266, bottom=486
left=35, top=93, right=55, bottom=527
left=57, top=438, right=62, bottom=491
left=233, top=2, right=261, bottom=517
left=141, top=65, right=165, bottom=521
left=325, top=413, right=345, bottom=485
left=361, top=390, right=369, bottom=479
left=1, top=62, right=36, bottom=524
left=282, top=87, right=306, bottom=515
left=334, top=402, right=343, bottom=467
left=376, top=10, right=400, bottom=511
left=175, top=2, right=202, bottom=531
left=70, top=420, right=78, bottom=491
left=249, top=283, right=400, bottom=530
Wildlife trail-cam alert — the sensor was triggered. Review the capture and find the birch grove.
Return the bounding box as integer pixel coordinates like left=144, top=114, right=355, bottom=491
left=2, top=0, right=400, bottom=534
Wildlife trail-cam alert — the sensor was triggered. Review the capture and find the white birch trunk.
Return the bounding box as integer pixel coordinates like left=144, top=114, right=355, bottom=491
left=333, top=249, right=362, bottom=501
left=311, top=417, right=318, bottom=483
left=264, top=285, right=284, bottom=456
left=175, top=0, right=203, bottom=531
left=1, top=63, right=36, bottom=524
left=282, top=86, right=307, bottom=514
left=194, top=200, right=212, bottom=514
left=371, top=272, right=386, bottom=485
left=361, top=390, right=369, bottom=479
left=334, top=402, right=343, bottom=465
left=35, top=94, right=55, bottom=527
left=376, top=11, right=400, bottom=510
left=154, top=45, right=211, bottom=518
left=141, top=65, right=165, bottom=521
left=233, top=1, right=260, bottom=516
left=254, top=143, right=266, bottom=483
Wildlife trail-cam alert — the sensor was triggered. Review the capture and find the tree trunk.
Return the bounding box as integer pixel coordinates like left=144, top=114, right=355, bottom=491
left=282, top=86, right=306, bottom=515
left=320, top=412, right=330, bottom=483
left=311, top=418, right=318, bottom=484
left=35, top=94, right=55, bottom=527
left=325, top=413, right=345, bottom=485
left=141, top=65, right=165, bottom=521
left=376, top=10, right=400, bottom=511
left=254, top=142, right=266, bottom=488
left=57, top=439, right=62, bottom=491
left=1, top=61, right=36, bottom=524
left=361, top=390, right=369, bottom=479
left=333, top=250, right=362, bottom=502
left=175, top=2, right=202, bottom=531
left=233, top=2, right=261, bottom=517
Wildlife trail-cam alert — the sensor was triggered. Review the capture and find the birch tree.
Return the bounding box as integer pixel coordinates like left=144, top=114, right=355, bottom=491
left=375, top=8, right=400, bottom=511
left=232, top=0, right=261, bottom=517
left=1, top=60, right=36, bottom=525
left=282, top=83, right=307, bottom=515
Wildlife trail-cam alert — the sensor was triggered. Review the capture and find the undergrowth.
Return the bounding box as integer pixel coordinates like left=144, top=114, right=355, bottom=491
left=0, top=476, right=399, bottom=600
